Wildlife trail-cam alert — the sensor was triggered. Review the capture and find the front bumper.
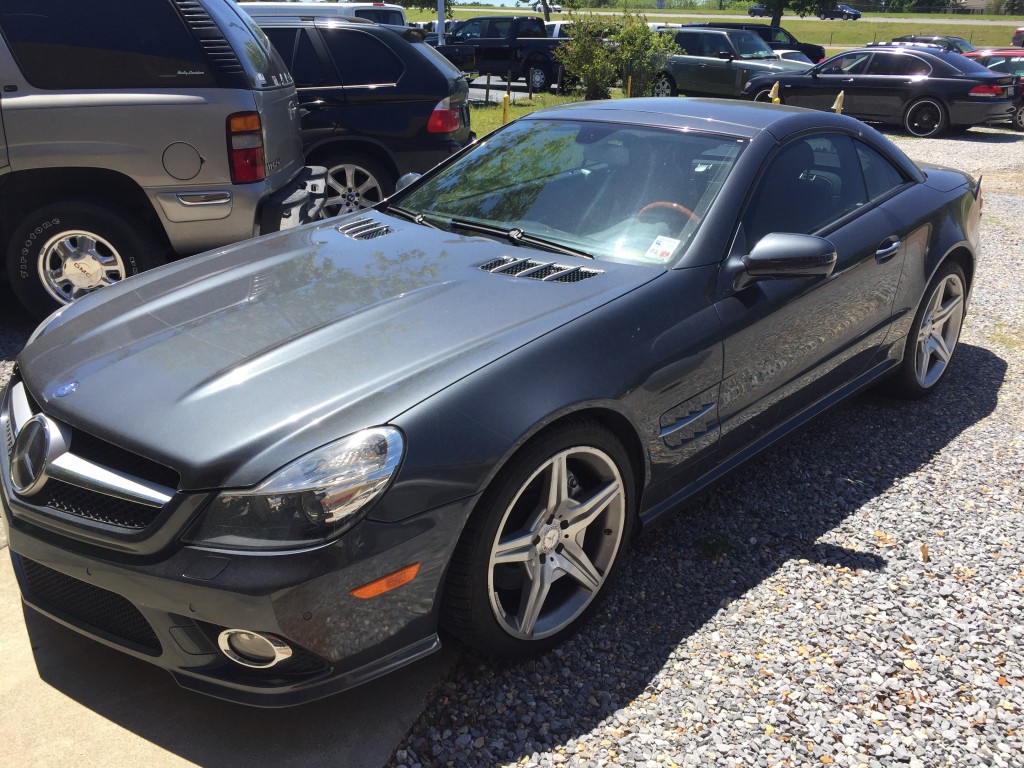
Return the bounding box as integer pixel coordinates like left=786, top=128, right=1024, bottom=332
left=2, top=490, right=469, bottom=707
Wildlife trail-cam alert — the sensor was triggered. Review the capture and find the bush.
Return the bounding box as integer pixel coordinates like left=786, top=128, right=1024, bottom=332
left=612, top=12, right=680, bottom=97
left=554, top=14, right=619, bottom=100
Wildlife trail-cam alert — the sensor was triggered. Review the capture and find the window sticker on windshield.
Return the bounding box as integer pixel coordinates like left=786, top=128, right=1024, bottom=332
left=646, top=236, right=681, bottom=262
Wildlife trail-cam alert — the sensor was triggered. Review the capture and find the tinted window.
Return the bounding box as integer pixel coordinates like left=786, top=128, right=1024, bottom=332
left=266, top=27, right=336, bottom=88
left=983, top=55, right=1024, bottom=75
left=205, top=0, right=293, bottom=89
left=319, top=29, right=403, bottom=86
left=745, top=135, right=867, bottom=242
left=352, top=9, right=406, bottom=26
left=518, top=19, right=547, bottom=38
left=866, top=53, right=930, bottom=76
left=820, top=52, right=871, bottom=76
left=0, top=0, right=215, bottom=89
left=855, top=142, right=906, bottom=201
left=452, top=20, right=485, bottom=42
left=704, top=34, right=734, bottom=57
left=674, top=32, right=704, bottom=56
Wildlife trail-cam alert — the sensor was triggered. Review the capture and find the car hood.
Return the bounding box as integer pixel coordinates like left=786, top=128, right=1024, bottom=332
left=19, top=214, right=659, bottom=489
left=736, top=57, right=812, bottom=73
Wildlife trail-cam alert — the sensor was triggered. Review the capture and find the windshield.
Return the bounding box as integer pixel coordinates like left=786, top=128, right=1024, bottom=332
left=392, top=119, right=745, bottom=267
left=734, top=31, right=776, bottom=59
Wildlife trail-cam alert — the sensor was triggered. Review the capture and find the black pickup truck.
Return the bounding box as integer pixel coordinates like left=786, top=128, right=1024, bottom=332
left=436, top=16, right=562, bottom=91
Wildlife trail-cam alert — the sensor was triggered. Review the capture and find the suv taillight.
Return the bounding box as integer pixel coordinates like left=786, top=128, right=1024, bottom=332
left=427, top=98, right=462, bottom=134
left=228, top=112, right=266, bottom=183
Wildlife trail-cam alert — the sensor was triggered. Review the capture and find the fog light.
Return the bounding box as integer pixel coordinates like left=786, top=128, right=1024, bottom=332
left=218, top=629, right=292, bottom=668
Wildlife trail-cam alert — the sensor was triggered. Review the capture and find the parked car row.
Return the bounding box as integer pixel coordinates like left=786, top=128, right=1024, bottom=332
left=0, top=0, right=475, bottom=319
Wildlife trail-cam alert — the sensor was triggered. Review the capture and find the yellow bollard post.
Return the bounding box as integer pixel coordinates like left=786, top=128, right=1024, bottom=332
left=502, top=93, right=510, bottom=125
left=832, top=91, right=845, bottom=114
left=626, top=75, right=633, bottom=98
left=769, top=82, right=780, bottom=104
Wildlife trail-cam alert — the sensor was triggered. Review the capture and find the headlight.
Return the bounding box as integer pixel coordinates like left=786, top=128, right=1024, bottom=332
left=184, top=427, right=404, bottom=550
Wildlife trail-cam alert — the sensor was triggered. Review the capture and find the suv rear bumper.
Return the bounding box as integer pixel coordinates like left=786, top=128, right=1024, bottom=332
left=259, top=164, right=327, bottom=233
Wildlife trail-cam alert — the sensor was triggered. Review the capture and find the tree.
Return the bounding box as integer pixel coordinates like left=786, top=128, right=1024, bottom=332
left=555, top=14, right=618, bottom=100
left=612, top=12, right=680, bottom=97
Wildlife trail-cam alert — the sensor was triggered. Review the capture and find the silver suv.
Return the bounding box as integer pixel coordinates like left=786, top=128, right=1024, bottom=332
left=0, top=0, right=326, bottom=317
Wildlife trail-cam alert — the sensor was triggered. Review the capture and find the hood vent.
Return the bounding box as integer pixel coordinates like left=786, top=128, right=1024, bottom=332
left=480, top=257, right=602, bottom=283
left=336, top=217, right=394, bottom=240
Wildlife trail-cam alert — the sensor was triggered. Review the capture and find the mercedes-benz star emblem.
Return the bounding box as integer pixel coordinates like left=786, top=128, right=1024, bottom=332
left=54, top=381, right=78, bottom=397
left=10, top=414, right=62, bottom=496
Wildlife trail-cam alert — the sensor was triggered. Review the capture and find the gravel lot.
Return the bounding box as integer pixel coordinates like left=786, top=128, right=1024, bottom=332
left=0, top=126, right=1021, bottom=768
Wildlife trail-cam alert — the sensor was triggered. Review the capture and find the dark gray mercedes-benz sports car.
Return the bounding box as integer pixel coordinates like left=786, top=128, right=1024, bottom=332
left=2, top=99, right=981, bottom=706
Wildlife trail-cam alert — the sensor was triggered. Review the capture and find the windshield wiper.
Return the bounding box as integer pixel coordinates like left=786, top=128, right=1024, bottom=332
left=383, top=204, right=443, bottom=230
left=447, top=218, right=594, bottom=260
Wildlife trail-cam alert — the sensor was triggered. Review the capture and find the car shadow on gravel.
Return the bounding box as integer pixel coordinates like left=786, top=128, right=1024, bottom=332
left=390, top=342, right=1007, bottom=766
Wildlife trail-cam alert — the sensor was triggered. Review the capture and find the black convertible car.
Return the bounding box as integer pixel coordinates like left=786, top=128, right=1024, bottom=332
left=2, top=99, right=981, bottom=706
left=743, top=45, right=1015, bottom=137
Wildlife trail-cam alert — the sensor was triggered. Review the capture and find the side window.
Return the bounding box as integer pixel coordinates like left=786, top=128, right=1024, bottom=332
left=820, top=52, right=870, bottom=76
left=743, top=135, right=859, bottom=243
left=705, top=34, right=734, bottom=58
left=675, top=32, right=704, bottom=56
left=318, top=29, right=403, bottom=86
left=490, top=20, right=513, bottom=38
left=518, top=19, right=546, bottom=38
left=855, top=141, right=907, bottom=201
left=452, top=20, right=484, bottom=42
left=265, top=28, right=335, bottom=88
left=0, top=0, right=215, bottom=89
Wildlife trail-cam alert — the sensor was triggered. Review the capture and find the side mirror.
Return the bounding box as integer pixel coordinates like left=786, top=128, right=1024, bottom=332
left=395, top=173, right=421, bottom=193
left=730, top=232, right=837, bottom=291
left=717, top=51, right=735, bottom=60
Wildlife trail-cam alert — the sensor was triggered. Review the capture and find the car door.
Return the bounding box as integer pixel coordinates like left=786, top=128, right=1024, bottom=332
left=784, top=51, right=871, bottom=112
left=854, top=52, right=932, bottom=121
left=263, top=26, right=342, bottom=149
left=715, top=133, right=914, bottom=456
left=699, top=32, right=740, bottom=95
left=669, top=31, right=709, bottom=93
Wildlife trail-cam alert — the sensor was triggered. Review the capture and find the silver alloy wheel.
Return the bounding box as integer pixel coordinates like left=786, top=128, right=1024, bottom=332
left=38, top=229, right=128, bottom=304
left=653, top=76, right=674, bottom=97
left=1013, top=104, right=1024, bottom=132
left=486, top=446, right=626, bottom=640
left=914, top=271, right=965, bottom=389
left=324, top=161, right=385, bottom=217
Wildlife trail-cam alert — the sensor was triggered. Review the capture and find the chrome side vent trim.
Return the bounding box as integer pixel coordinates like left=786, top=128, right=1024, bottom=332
left=480, top=257, right=602, bottom=283
left=172, top=0, right=245, bottom=75
left=336, top=218, right=394, bottom=240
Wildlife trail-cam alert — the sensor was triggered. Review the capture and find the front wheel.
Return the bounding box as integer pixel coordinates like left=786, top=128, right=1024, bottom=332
left=442, top=421, right=634, bottom=658
left=653, top=73, right=677, bottom=97
left=5, top=200, right=166, bottom=319
left=904, top=98, right=948, bottom=138
left=888, top=261, right=967, bottom=399
left=319, top=152, right=394, bottom=218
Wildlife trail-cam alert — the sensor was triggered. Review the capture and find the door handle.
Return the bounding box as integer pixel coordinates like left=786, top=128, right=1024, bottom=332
left=875, top=239, right=901, bottom=263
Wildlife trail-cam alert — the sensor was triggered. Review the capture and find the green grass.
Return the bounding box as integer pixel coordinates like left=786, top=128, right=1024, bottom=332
left=470, top=92, right=583, bottom=137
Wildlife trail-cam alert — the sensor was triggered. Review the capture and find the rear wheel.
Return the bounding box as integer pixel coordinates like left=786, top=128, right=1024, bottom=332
left=528, top=62, right=553, bottom=92
left=442, top=421, right=634, bottom=658
left=889, top=261, right=966, bottom=399
left=320, top=152, right=394, bottom=218
left=6, top=200, right=166, bottom=318
left=653, top=73, right=677, bottom=97
left=904, top=98, right=948, bottom=138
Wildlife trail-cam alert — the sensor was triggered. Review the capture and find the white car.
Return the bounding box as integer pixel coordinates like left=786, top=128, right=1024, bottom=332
left=774, top=49, right=814, bottom=65
left=534, top=2, right=563, bottom=12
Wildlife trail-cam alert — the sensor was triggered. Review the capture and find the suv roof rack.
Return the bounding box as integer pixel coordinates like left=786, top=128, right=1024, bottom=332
left=865, top=41, right=945, bottom=50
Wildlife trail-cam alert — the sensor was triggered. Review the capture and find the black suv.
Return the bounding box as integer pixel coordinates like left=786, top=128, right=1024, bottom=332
left=685, top=22, right=826, bottom=63
left=257, top=17, right=472, bottom=216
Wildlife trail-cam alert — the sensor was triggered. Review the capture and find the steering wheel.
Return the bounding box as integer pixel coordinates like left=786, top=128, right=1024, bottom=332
left=637, top=201, right=701, bottom=226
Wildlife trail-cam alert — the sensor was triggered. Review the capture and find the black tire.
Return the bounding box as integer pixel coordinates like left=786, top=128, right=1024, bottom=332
left=1012, top=102, right=1024, bottom=132
left=888, top=261, right=967, bottom=399
left=653, top=73, right=678, bottom=97
left=5, top=200, right=166, bottom=319
left=318, top=152, right=394, bottom=218
left=442, top=419, right=635, bottom=659
left=904, top=98, right=948, bottom=139
left=528, top=62, right=553, bottom=92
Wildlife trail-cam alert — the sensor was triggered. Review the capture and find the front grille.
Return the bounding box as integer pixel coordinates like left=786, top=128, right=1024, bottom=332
left=41, top=480, right=162, bottom=530
left=480, top=256, right=602, bottom=283
left=19, top=557, right=161, bottom=654
left=5, top=375, right=179, bottom=533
